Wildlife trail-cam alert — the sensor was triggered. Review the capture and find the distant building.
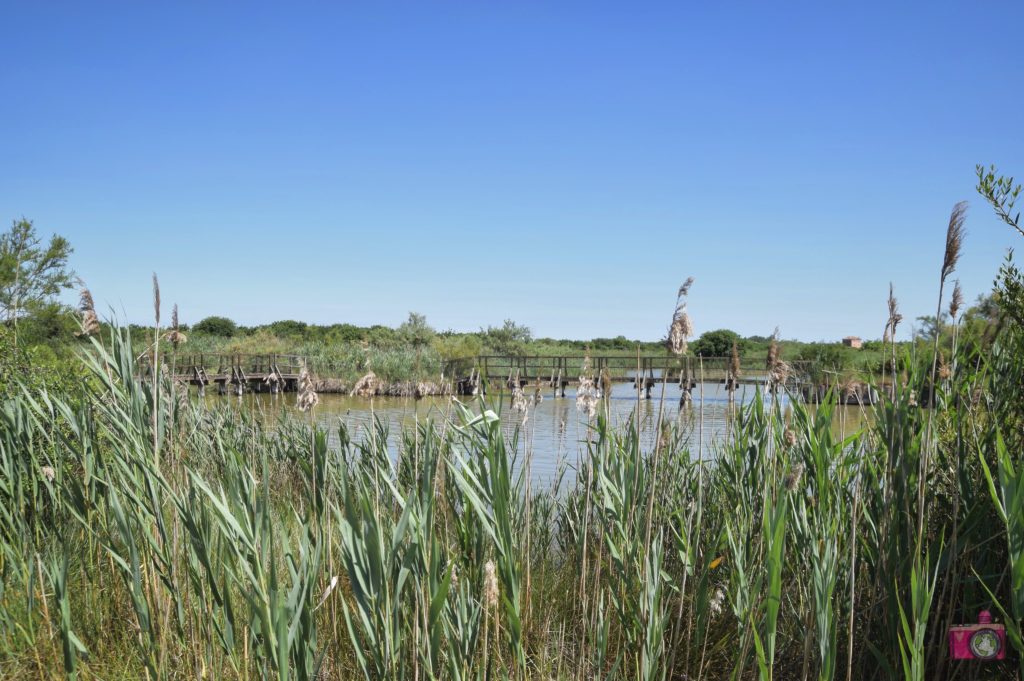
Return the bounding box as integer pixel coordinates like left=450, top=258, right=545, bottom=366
left=842, top=336, right=863, bottom=349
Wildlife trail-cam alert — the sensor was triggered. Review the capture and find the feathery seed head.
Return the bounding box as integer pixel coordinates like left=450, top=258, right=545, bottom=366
left=766, top=328, right=780, bottom=370
left=942, top=201, right=968, bottom=282
left=576, top=353, right=600, bottom=418
left=351, top=371, right=380, bottom=399
left=666, top=277, right=695, bottom=356
left=765, top=328, right=790, bottom=386
left=511, top=385, right=529, bottom=425
left=152, top=274, right=161, bottom=327
left=886, top=284, right=903, bottom=340
left=783, top=462, right=805, bottom=492
left=949, top=281, right=964, bottom=320
left=77, top=285, right=100, bottom=337
left=483, top=560, right=499, bottom=609
left=297, top=366, right=320, bottom=412
left=165, top=304, right=187, bottom=347
left=576, top=377, right=600, bottom=420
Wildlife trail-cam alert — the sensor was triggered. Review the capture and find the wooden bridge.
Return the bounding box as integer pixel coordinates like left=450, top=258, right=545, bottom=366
left=142, top=352, right=875, bottom=405
left=442, top=355, right=815, bottom=399
left=142, top=353, right=306, bottom=395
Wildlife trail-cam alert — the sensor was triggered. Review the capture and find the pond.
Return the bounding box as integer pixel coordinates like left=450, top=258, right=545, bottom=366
left=208, top=381, right=869, bottom=486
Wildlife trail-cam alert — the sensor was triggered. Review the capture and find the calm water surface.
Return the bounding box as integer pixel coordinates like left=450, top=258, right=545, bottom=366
left=208, top=382, right=868, bottom=486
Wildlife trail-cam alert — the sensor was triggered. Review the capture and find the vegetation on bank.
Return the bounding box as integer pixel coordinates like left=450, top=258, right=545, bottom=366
left=1, top=215, right=997, bottom=389
left=13, top=309, right=994, bottom=390
left=0, top=166, right=1022, bottom=679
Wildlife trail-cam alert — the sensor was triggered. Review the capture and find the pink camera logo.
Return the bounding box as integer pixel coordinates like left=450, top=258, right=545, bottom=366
left=948, top=610, right=1006, bottom=661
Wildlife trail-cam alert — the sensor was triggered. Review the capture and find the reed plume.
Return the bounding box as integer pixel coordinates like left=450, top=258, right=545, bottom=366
left=297, top=366, right=319, bottom=412
left=351, top=371, right=380, bottom=399
left=783, top=462, right=805, bottom=492
left=729, top=341, right=741, bottom=380
left=666, top=277, right=695, bottom=355
left=152, top=274, right=161, bottom=328
left=483, top=560, right=499, bottom=609
left=576, top=377, right=599, bottom=420
left=885, top=284, right=903, bottom=340
left=77, top=285, right=100, bottom=337
left=511, top=385, right=529, bottom=425
left=941, top=201, right=968, bottom=283
left=949, top=281, right=963, bottom=320
left=165, top=304, right=187, bottom=348
left=576, top=355, right=600, bottom=419
left=765, top=328, right=790, bottom=389
left=766, top=328, right=779, bottom=371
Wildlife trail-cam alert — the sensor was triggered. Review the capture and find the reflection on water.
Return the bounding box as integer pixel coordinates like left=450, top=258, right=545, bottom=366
left=208, top=382, right=869, bottom=486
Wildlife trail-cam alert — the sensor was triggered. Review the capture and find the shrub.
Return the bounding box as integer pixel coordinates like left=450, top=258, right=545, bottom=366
left=193, top=315, right=237, bottom=337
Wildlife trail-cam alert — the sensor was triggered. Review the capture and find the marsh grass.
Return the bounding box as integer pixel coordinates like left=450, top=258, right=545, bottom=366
left=2, top=211, right=1024, bottom=679
left=0, top=308, right=1017, bottom=681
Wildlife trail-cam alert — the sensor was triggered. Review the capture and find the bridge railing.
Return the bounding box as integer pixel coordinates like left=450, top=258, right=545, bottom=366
left=443, top=355, right=815, bottom=384
left=139, top=353, right=307, bottom=377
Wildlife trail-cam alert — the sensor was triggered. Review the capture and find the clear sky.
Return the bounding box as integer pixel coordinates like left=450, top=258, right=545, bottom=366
left=2, top=1, right=1022, bottom=341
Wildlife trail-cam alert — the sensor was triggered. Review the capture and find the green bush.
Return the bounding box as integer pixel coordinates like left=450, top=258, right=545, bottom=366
left=691, top=329, right=744, bottom=357
left=192, top=315, right=237, bottom=337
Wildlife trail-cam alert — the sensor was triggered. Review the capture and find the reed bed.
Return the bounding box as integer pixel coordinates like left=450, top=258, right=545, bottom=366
left=1, top=200, right=1023, bottom=679
left=0, top=300, right=1019, bottom=681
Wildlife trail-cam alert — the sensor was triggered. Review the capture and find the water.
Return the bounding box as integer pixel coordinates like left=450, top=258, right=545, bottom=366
left=210, top=382, right=867, bottom=486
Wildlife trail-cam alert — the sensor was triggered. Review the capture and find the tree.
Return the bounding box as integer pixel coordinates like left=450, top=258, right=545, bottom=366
left=17, top=302, right=80, bottom=347
left=266, top=320, right=308, bottom=339
left=397, top=312, right=435, bottom=350
left=398, top=312, right=436, bottom=375
left=0, top=219, right=75, bottom=346
left=193, top=316, right=237, bottom=337
left=325, top=323, right=366, bottom=343
left=977, top=164, right=1022, bottom=238
left=482, top=319, right=532, bottom=356
left=691, top=329, right=744, bottom=357
left=366, top=325, right=397, bottom=347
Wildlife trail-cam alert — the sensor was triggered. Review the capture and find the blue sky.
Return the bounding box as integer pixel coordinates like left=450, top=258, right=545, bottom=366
left=2, top=1, right=1022, bottom=341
